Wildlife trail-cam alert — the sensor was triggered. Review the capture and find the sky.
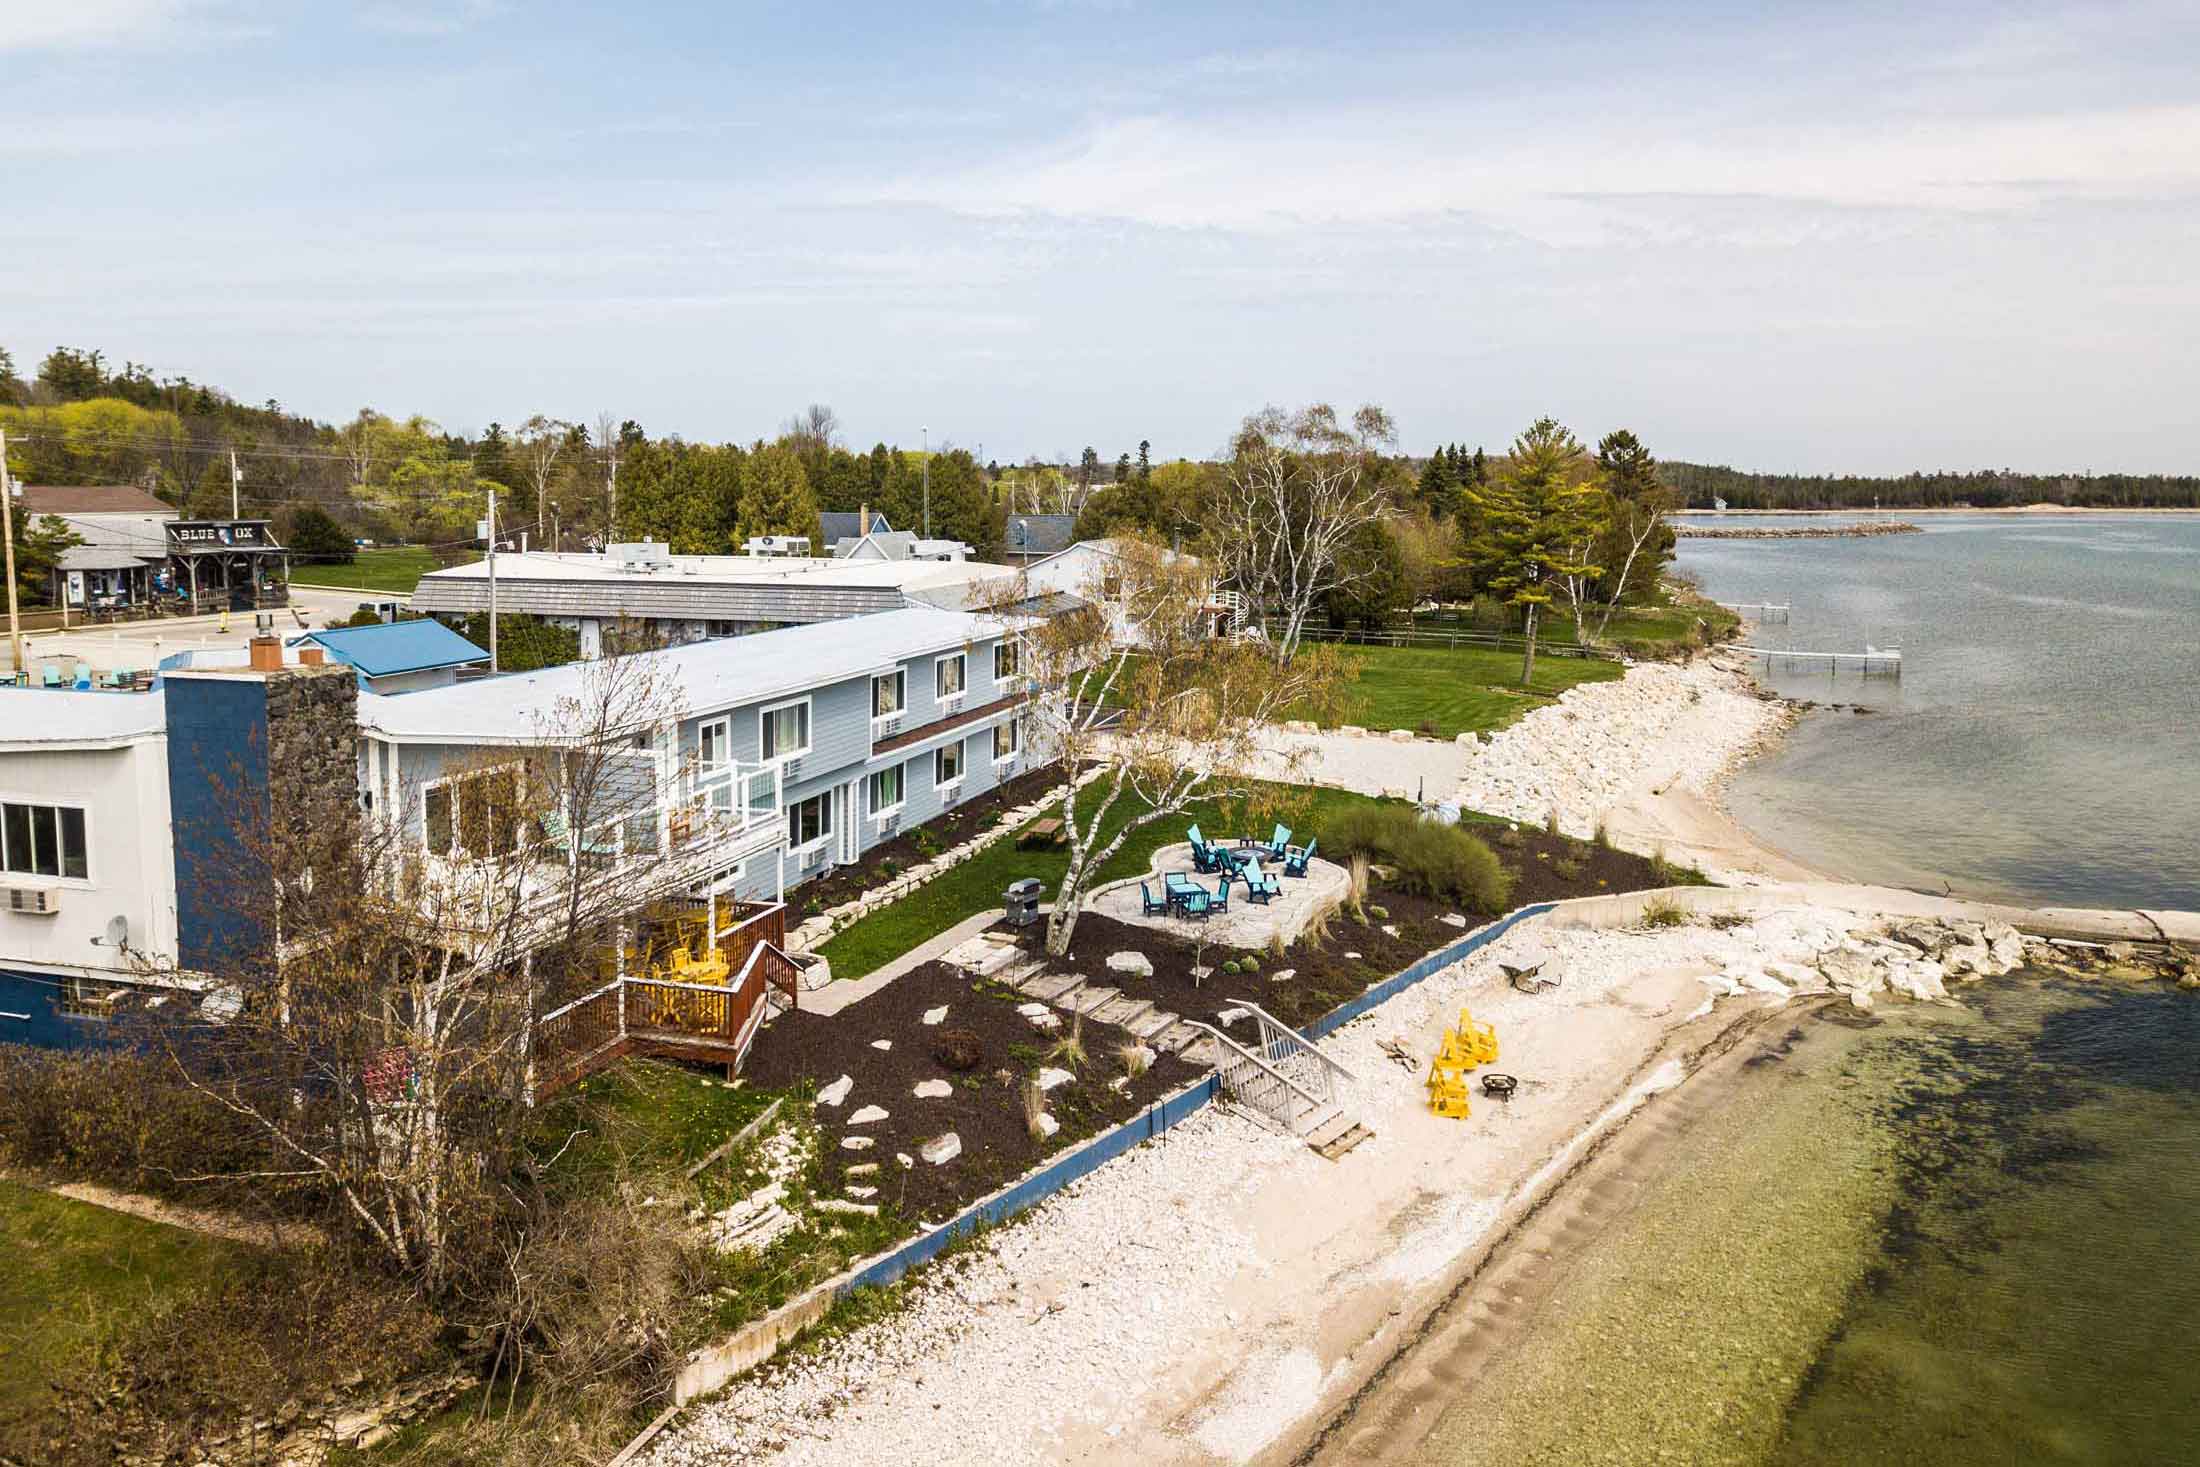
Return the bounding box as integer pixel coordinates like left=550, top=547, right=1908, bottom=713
left=4, top=0, right=2199, bottom=472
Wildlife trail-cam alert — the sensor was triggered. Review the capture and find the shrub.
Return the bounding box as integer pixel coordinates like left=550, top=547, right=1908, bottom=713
left=1046, top=1013, right=1087, bottom=1071
left=1324, top=806, right=1514, bottom=915
left=1553, top=856, right=1585, bottom=880
left=1593, top=816, right=1614, bottom=851
left=0, top=1046, right=273, bottom=1208
left=1219, top=959, right=1242, bottom=977
left=1545, top=807, right=1563, bottom=837
left=1117, top=1043, right=1151, bottom=1079
left=1640, top=896, right=1689, bottom=929
left=932, top=1028, right=985, bottom=1072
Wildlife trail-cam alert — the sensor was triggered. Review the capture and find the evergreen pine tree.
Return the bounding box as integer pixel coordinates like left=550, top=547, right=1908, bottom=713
left=733, top=441, right=821, bottom=547
left=1463, top=418, right=1605, bottom=686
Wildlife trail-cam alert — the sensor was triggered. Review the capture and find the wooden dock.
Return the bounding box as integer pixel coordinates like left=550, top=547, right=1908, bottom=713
left=1733, top=645, right=1902, bottom=678
left=1716, top=601, right=1791, bottom=623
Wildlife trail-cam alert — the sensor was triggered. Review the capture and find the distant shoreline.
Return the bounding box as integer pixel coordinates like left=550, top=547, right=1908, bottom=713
left=1673, top=504, right=2200, bottom=516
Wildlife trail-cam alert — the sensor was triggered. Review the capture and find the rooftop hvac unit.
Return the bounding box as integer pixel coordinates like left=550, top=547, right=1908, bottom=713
left=4, top=886, right=60, bottom=915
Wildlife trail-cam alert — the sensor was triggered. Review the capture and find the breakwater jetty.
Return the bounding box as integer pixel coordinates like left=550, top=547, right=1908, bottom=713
left=1675, top=522, right=1921, bottom=540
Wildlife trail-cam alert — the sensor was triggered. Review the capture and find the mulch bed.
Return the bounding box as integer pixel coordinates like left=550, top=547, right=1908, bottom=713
left=1013, top=831, right=1694, bottom=1032
left=1478, top=825, right=1699, bottom=907
left=742, top=961, right=1199, bottom=1223
left=788, top=765, right=1062, bottom=918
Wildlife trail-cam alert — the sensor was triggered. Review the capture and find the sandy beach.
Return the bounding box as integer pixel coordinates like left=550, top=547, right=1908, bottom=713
left=646, top=651, right=2134, bottom=1467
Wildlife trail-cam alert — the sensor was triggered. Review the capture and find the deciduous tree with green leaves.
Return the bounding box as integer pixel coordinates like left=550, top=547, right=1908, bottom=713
left=1465, top=418, right=1606, bottom=685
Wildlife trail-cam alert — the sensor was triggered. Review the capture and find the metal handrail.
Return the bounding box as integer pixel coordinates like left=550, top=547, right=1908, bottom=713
left=1181, top=1019, right=1333, bottom=1124
left=1228, top=1000, right=1356, bottom=1084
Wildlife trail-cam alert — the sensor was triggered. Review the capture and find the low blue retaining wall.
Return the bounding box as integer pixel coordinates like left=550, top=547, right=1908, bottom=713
left=1306, top=902, right=1554, bottom=1040
left=837, top=902, right=1554, bottom=1298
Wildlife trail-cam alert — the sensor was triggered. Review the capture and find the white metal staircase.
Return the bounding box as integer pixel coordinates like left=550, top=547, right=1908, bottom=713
left=1185, top=1001, right=1372, bottom=1159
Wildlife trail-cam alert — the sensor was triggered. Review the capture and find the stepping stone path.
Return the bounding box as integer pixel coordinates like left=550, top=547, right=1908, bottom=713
left=849, top=1105, right=889, bottom=1125
left=871, top=1039, right=893, bottom=1051
left=841, top=1136, right=874, bottom=1151
left=921, top=1132, right=962, bottom=1165
left=817, top=1198, right=878, bottom=1216
left=846, top=1185, right=878, bottom=1199
left=816, top=1074, right=854, bottom=1108
left=999, top=964, right=1221, bottom=1071
left=1107, top=951, right=1154, bottom=977
left=922, top=1005, right=950, bottom=1026
left=913, top=1079, right=953, bottom=1099
left=845, top=1162, right=880, bottom=1177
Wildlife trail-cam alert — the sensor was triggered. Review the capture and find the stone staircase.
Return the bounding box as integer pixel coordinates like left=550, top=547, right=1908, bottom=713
left=1000, top=960, right=1368, bottom=1157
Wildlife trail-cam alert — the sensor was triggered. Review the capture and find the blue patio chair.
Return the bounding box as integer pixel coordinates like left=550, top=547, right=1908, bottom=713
left=1283, top=836, right=1317, bottom=879
left=1187, top=823, right=1219, bottom=873
left=1208, top=876, right=1231, bottom=913
left=1264, top=824, right=1293, bottom=861
left=1164, top=872, right=1211, bottom=917
left=1243, top=855, right=1281, bottom=905
left=1178, top=889, right=1211, bottom=918
left=41, top=665, right=63, bottom=688
left=73, top=663, right=93, bottom=690
left=1141, top=881, right=1168, bottom=917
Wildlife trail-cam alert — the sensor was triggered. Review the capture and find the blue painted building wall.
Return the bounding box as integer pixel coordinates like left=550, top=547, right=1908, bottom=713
left=163, top=675, right=273, bottom=975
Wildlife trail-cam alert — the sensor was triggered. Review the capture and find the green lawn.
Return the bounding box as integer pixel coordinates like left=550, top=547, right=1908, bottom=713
left=292, top=546, right=474, bottom=596
left=526, top=1058, right=782, bottom=1206
left=817, top=780, right=1396, bottom=983
left=0, top=1181, right=245, bottom=1454
left=1309, top=642, right=1624, bottom=739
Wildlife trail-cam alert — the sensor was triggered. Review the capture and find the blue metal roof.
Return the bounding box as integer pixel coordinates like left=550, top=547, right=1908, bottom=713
left=300, top=619, right=489, bottom=678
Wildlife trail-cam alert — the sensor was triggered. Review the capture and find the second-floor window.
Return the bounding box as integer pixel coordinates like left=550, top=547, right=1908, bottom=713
left=786, top=791, right=833, bottom=849
left=698, top=717, right=730, bottom=768
left=2, top=801, right=89, bottom=880
left=994, top=639, right=1021, bottom=681
left=873, top=670, right=906, bottom=719
left=935, top=653, right=966, bottom=700
left=935, top=740, right=964, bottom=786
left=424, top=767, right=522, bottom=858
left=992, top=719, right=1021, bottom=761
left=760, top=699, right=811, bottom=761
left=868, top=764, right=904, bottom=816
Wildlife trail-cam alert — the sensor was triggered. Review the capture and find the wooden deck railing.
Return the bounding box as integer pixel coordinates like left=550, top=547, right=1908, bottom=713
left=530, top=935, right=801, bottom=1099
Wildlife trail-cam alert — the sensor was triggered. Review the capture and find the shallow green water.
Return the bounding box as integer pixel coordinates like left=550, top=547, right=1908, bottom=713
left=1388, top=979, right=2200, bottom=1466
left=1770, top=980, right=2200, bottom=1465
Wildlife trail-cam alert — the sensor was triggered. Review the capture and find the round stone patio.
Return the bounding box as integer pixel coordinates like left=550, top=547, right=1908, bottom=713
left=1086, top=841, right=1350, bottom=950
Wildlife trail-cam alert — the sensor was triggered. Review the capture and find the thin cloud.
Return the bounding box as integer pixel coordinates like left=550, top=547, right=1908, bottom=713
left=0, top=0, right=218, bottom=51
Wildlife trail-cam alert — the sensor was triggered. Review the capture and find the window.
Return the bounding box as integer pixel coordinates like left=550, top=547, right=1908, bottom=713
left=1, top=802, right=88, bottom=880
left=760, top=699, right=811, bottom=761
left=935, top=740, right=965, bottom=787
left=993, top=639, right=1021, bottom=681
left=992, top=719, right=1021, bottom=761
left=873, top=669, right=906, bottom=719
left=868, top=764, right=905, bottom=816
left=60, top=976, right=125, bottom=1020
left=698, top=717, right=730, bottom=768
left=424, top=768, right=522, bottom=858
left=786, top=791, right=833, bottom=849
left=935, top=653, right=966, bottom=700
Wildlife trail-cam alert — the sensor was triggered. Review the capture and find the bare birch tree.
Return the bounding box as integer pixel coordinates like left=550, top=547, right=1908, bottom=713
left=514, top=415, right=572, bottom=544
left=1208, top=403, right=1397, bottom=664
left=147, top=655, right=690, bottom=1294
left=990, top=538, right=1349, bottom=956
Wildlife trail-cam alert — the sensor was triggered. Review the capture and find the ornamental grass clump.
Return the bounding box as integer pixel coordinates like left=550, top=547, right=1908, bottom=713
left=1325, top=806, right=1515, bottom=915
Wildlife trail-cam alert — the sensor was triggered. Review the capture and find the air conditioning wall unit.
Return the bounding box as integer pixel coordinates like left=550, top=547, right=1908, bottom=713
left=5, top=886, right=60, bottom=915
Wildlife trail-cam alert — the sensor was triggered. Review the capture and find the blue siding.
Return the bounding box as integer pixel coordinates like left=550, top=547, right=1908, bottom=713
left=164, top=676, right=271, bottom=975
left=0, top=970, right=109, bottom=1051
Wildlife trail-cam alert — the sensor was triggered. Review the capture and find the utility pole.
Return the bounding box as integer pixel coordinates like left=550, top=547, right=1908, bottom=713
left=551, top=501, right=561, bottom=554
left=605, top=437, right=621, bottom=546
left=921, top=425, right=931, bottom=539
left=1, top=430, right=23, bottom=681
left=229, top=449, right=242, bottom=519
left=486, top=488, right=499, bottom=674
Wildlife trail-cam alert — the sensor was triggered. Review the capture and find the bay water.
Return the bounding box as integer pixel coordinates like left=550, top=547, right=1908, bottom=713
left=1673, top=513, right=2200, bottom=912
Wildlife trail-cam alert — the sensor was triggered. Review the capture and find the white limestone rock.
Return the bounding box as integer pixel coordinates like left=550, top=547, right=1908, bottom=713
left=1440, top=913, right=1469, bottom=929
left=849, top=1104, right=889, bottom=1125
left=870, top=1039, right=893, bottom=1051
left=921, top=1132, right=962, bottom=1165
left=922, top=1004, right=950, bottom=1026
left=816, top=1074, right=854, bottom=1108
left=913, top=1079, right=953, bottom=1099
left=817, top=1197, right=879, bottom=1216
left=1036, top=1066, right=1075, bottom=1092
left=1107, top=951, right=1154, bottom=978
left=841, top=1136, right=874, bottom=1151
left=1034, top=1113, right=1060, bottom=1139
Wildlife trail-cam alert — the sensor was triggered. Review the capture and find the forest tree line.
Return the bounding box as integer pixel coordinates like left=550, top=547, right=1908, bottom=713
left=1660, top=460, right=2200, bottom=510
